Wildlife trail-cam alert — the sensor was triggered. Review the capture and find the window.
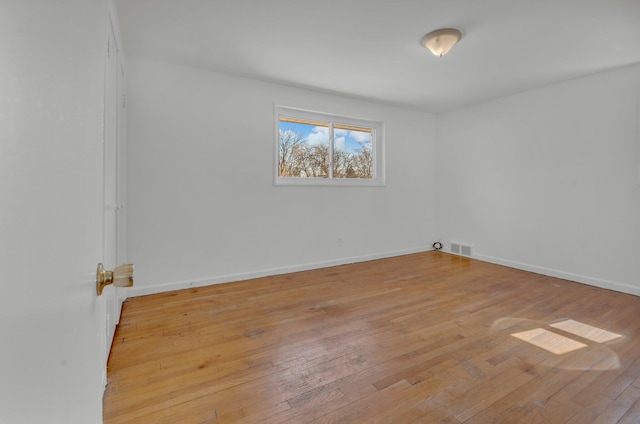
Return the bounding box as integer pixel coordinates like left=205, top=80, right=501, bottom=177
left=275, top=106, right=384, bottom=186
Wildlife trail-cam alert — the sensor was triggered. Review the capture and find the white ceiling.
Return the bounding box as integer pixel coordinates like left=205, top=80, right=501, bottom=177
left=115, top=0, right=640, bottom=113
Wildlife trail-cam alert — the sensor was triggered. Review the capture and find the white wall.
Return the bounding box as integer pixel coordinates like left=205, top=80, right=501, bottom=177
left=126, top=57, right=437, bottom=295
left=437, top=64, right=640, bottom=295
left=0, top=1, right=108, bottom=422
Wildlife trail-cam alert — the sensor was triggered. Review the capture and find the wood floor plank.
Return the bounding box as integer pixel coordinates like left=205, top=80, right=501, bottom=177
left=104, top=251, right=640, bottom=423
left=617, top=393, right=640, bottom=424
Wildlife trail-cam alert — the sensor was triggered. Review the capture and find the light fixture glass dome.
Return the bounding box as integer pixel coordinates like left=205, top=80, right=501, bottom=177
left=421, top=28, right=462, bottom=57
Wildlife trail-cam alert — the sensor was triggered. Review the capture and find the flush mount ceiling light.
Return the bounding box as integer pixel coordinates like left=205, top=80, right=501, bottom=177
left=421, top=28, right=462, bottom=57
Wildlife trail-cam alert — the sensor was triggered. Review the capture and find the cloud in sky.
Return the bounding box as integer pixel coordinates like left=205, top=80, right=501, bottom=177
left=350, top=130, right=372, bottom=144
left=279, top=128, right=297, bottom=139
left=335, top=128, right=372, bottom=146
left=306, top=126, right=329, bottom=146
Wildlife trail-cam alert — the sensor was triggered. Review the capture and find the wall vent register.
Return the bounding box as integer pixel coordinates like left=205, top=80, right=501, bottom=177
left=451, top=241, right=472, bottom=257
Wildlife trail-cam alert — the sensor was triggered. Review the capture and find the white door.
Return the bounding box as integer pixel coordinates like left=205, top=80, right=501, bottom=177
left=104, top=6, right=128, bottom=357
left=116, top=50, right=129, bottom=316
left=0, top=1, right=109, bottom=422
left=104, top=13, right=120, bottom=357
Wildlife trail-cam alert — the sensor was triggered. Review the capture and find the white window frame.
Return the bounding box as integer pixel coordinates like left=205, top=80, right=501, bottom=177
left=274, top=105, right=385, bottom=186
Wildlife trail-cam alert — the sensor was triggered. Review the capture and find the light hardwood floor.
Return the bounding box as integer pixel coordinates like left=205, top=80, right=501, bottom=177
left=104, top=251, right=640, bottom=423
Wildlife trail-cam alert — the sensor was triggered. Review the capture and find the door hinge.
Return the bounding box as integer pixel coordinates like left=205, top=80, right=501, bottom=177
left=122, top=94, right=126, bottom=108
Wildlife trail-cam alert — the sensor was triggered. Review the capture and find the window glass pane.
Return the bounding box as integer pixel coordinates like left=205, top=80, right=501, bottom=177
left=279, top=118, right=330, bottom=178
left=333, top=124, right=373, bottom=179
left=275, top=106, right=384, bottom=186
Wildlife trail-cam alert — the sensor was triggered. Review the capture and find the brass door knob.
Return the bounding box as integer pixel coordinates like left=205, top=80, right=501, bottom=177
left=96, top=263, right=134, bottom=296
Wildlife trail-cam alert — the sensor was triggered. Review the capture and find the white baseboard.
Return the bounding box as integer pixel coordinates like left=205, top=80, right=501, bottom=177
left=127, top=247, right=640, bottom=299
left=126, top=246, right=431, bottom=298
left=443, top=248, right=640, bottom=297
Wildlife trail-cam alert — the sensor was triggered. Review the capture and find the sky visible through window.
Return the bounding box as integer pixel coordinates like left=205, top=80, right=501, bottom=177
left=279, top=121, right=372, bottom=153
left=277, top=111, right=379, bottom=182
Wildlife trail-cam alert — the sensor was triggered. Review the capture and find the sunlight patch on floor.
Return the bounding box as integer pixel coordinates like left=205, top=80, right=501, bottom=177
left=495, top=317, right=623, bottom=371
left=550, top=319, right=622, bottom=343
left=511, top=328, right=587, bottom=355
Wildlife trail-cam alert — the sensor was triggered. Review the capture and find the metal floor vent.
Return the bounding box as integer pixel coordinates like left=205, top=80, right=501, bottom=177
left=451, top=242, right=472, bottom=257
